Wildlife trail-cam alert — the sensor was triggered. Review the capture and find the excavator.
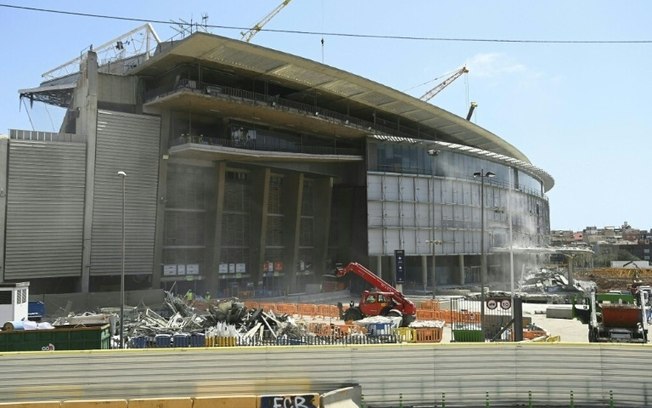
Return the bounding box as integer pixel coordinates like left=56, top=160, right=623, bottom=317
left=333, top=262, right=417, bottom=327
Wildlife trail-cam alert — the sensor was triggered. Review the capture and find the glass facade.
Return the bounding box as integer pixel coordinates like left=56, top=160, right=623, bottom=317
left=367, top=140, right=551, bottom=287
left=370, top=142, right=545, bottom=195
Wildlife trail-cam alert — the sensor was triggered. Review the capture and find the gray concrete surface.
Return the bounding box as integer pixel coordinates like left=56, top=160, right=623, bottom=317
left=438, top=302, right=589, bottom=342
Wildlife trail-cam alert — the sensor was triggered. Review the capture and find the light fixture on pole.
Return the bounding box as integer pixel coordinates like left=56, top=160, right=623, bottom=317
left=117, top=170, right=127, bottom=349
left=427, top=148, right=441, bottom=299
left=473, top=169, right=495, bottom=341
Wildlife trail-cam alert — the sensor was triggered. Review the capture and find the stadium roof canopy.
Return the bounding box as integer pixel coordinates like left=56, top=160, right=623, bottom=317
left=131, top=32, right=531, bottom=164
left=18, top=31, right=552, bottom=190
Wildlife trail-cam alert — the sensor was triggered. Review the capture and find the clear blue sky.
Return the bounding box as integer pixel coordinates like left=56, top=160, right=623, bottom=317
left=1, top=1, right=650, bottom=232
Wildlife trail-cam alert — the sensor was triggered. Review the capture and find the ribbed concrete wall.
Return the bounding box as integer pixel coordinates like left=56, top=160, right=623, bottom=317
left=0, top=344, right=649, bottom=407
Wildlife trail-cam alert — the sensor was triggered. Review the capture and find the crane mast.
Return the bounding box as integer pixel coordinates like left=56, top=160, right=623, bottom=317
left=420, top=66, right=469, bottom=102
left=241, top=0, right=293, bottom=43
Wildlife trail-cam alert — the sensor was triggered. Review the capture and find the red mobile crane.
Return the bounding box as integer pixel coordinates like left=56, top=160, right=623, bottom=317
left=335, top=262, right=417, bottom=326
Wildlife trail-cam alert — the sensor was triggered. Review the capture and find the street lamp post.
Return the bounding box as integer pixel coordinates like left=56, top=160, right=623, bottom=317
left=474, top=169, right=495, bottom=341
left=427, top=239, right=443, bottom=299
left=427, top=149, right=440, bottom=300
left=507, top=171, right=515, bottom=321
left=117, top=170, right=127, bottom=349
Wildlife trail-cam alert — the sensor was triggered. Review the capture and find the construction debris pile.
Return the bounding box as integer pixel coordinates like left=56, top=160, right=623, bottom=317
left=517, top=268, right=595, bottom=303
left=87, top=292, right=431, bottom=348
left=574, top=267, right=652, bottom=292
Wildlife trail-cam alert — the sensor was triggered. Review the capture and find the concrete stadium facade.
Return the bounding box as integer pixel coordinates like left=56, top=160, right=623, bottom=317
left=1, top=30, right=553, bottom=296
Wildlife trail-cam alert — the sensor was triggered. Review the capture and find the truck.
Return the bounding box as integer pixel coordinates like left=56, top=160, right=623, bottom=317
left=334, top=262, right=417, bottom=326
left=573, top=283, right=651, bottom=343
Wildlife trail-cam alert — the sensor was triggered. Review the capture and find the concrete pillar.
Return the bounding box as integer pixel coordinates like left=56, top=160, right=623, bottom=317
left=251, top=168, right=271, bottom=291
left=80, top=51, right=99, bottom=293
left=210, top=162, right=227, bottom=293
left=458, top=254, right=466, bottom=285
left=421, top=255, right=428, bottom=292
left=313, top=177, right=332, bottom=277
left=0, top=137, right=7, bottom=282
left=282, top=173, right=303, bottom=293
left=151, top=111, right=171, bottom=290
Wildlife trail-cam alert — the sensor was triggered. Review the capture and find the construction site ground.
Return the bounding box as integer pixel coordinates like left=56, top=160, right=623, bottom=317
left=573, top=267, right=652, bottom=292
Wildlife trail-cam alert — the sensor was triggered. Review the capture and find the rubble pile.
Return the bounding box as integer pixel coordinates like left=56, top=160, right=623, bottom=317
left=574, top=268, right=652, bottom=292
left=121, top=292, right=313, bottom=345
left=518, top=268, right=594, bottom=303
left=51, top=292, right=450, bottom=348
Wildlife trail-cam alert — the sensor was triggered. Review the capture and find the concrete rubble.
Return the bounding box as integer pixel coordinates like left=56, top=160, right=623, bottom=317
left=517, top=268, right=595, bottom=303
left=47, top=291, right=452, bottom=347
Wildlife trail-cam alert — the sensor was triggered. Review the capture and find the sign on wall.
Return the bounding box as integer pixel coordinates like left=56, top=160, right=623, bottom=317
left=163, top=265, right=177, bottom=276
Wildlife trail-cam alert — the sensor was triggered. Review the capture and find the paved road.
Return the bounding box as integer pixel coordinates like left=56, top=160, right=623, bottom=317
left=523, top=303, right=589, bottom=342
left=433, top=299, right=590, bottom=343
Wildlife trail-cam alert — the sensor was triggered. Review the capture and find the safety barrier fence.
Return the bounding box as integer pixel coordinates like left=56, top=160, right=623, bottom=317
left=1, top=344, right=649, bottom=406
left=203, top=325, right=444, bottom=347
left=242, top=300, right=450, bottom=321
left=130, top=326, right=444, bottom=349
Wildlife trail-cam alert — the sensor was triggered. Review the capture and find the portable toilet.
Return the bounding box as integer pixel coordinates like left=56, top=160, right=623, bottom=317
left=0, top=282, right=29, bottom=325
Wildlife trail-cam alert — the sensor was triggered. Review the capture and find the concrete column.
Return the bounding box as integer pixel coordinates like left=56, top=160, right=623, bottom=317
left=313, top=177, right=332, bottom=277
left=458, top=254, right=466, bottom=285
left=282, top=173, right=303, bottom=293
left=210, top=162, right=227, bottom=293
left=80, top=51, right=99, bottom=293
left=251, top=168, right=271, bottom=291
left=421, top=255, right=428, bottom=292
left=151, top=111, right=171, bottom=289
left=0, top=137, right=7, bottom=282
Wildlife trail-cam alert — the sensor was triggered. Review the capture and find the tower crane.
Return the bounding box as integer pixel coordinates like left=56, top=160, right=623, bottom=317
left=241, top=0, right=293, bottom=43
left=419, top=66, right=469, bottom=102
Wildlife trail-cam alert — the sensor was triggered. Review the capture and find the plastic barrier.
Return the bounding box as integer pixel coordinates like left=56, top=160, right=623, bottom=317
left=276, top=304, right=298, bottom=315
left=415, top=327, right=443, bottom=343
left=297, top=304, right=318, bottom=316
left=523, top=330, right=548, bottom=340
left=416, top=309, right=435, bottom=320
left=394, top=327, right=417, bottom=343
left=205, top=336, right=237, bottom=347
left=257, top=303, right=277, bottom=313
left=243, top=301, right=259, bottom=310
left=368, top=323, right=392, bottom=336
left=419, top=300, right=441, bottom=311
left=190, top=333, right=205, bottom=347
left=130, top=336, right=147, bottom=348
left=154, top=334, right=171, bottom=348
left=173, top=333, right=190, bottom=347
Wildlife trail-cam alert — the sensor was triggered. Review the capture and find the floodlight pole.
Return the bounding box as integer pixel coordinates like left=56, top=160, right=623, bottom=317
left=117, top=170, right=127, bottom=349
left=474, top=169, right=495, bottom=341
left=427, top=149, right=440, bottom=299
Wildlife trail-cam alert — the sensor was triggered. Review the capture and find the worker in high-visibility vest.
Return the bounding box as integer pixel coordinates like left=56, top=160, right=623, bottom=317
left=205, top=291, right=211, bottom=301
left=184, top=289, right=194, bottom=304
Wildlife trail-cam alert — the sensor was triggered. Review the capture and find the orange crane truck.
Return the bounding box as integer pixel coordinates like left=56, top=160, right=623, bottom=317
left=334, top=262, right=417, bottom=326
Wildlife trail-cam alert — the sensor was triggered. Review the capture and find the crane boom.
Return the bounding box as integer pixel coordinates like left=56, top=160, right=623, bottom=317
left=420, top=66, right=469, bottom=102
left=241, top=0, right=293, bottom=43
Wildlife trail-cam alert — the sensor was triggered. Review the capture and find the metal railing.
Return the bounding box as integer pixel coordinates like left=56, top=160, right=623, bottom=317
left=9, top=129, right=82, bottom=143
